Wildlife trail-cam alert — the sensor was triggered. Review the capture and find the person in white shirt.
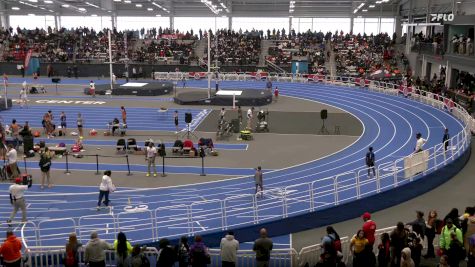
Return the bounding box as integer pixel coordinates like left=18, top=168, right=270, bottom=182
left=6, top=145, right=19, bottom=179
left=8, top=177, right=30, bottom=223
left=415, top=133, right=427, bottom=153
left=89, top=80, right=96, bottom=98
left=145, top=142, right=158, bottom=177
left=220, top=231, right=239, bottom=267
left=220, top=108, right=226, bottom=120
left=246, top=107, right=255, bottom=130
left=97, top=170, right=114, bottom=210
left=19, top=87, right=28, bottom=108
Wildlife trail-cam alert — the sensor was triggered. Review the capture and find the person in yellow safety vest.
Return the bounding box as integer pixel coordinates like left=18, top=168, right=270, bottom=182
left=439, top=218, right=463, bottom=251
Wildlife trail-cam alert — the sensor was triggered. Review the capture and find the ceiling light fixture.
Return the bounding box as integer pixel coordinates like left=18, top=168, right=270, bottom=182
left=28, top=13, right=35, bottom=16
left=362, top=9, right=368, bottom=11
left=11, top=7, right=20, bottom=10
left=124, top=0, right=131, bottom=3
left=91, top=14, right=97, bottom=16
left=135, top=3, right=142, bottom=7
left=113, top=0, right=121, bottom=2
left=147, top=7, right=153, bottom=10
left=28, top=0, right=38, bottom=3
left=78, top=7, right=86, bottom=11
left=85, top=2, right=101, bottom=8
left=369, top=4, right=375, bottom=8
left=200, top=0, right=221, bottom=14
left=61, top=4, right=70, bottom=7
left=44, top=0, right=53, bottom=3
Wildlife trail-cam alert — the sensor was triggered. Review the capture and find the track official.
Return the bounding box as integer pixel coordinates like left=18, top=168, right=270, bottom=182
left=8, top=177, right=31, bottom=223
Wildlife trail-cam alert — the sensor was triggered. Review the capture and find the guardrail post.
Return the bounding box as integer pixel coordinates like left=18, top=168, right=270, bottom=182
left=187, top=206, right=193, bottom=236
left=125, top=155, right=132, bottom=176
left=393, top=161, right=398, bottom=188
left=376, top=169, right=381, bottom=193
left=356, top=172, right=361, bottom=199
left=309, top=183, right=314, bottom=212
left=333, top=176, right=338, bottom=205
left=65, top=152, right=71, bottom=174
left=253, top=195, right=259, bottom=224
left=282, top=188, right=287, bottom=218
left=95, top=154, right=99, bottom=175
left=200, top=153, right=206, bottom=176
left=161, top=156, right=166, bottom=177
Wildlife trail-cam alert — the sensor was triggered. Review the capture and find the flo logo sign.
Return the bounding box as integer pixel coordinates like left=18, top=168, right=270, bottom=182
left=430, top=13, right=455, bottom=23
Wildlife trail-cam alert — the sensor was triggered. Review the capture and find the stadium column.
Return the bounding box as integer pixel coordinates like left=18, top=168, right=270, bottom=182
left=0, top=2, right=8, bottom=29
left=228, top=16, right=232, bottom=31
left=288, top=17, right=292, bottom=35
left=350, top=17, right=354, bottom=34
left=425, top=0, right=433, bottom=37
left=54, top=13, right=61, bottom=29
left=111, top=13, right=117, bottom=29
left=170, top=16, right=174, bottom=31
left=405, top=0, right=414, bottom=55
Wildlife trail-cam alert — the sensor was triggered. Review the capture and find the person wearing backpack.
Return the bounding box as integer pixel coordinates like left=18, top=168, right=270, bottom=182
left=157, top=238, right=177, bottom=267
left=125, top=245, right=150, bottom=267
left=39, top=147, right=53, bottom=189
left=189, top=235, right=210, bottom=267
left=320, top=226, right=341, bottom=263
left=177, top=236, right=190, bottom=267
left=64, top=233, right=82, bottom=267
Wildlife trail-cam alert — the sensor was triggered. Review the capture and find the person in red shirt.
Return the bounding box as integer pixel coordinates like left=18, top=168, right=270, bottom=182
left=0, top=230, right=22, bottom=266
left=362, top=212, right=377, bottom=247
left=274, top=87, right=279, bottom=102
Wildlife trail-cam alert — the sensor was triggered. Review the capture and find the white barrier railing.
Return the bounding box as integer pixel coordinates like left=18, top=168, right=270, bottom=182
left=21, top=74, right=474, bottom=251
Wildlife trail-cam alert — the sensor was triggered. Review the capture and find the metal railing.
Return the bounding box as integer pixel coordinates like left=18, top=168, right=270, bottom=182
left=20, top=74, right=474, bottom=251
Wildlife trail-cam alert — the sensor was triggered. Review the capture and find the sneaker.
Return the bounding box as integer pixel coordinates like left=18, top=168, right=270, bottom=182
left=40, top=185, right=45, bottom=190
left=96, top=206, right=101, bottom=211
left=146, top=173, right=150, bottom=177
left=153, top=173, right=157, bottom=177
left=48, top=184, right=53, bottom=188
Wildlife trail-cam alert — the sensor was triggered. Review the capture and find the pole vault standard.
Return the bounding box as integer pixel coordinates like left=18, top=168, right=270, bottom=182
left=108, top=30, right=113, bottom=90
left=207, top=32, right=211, bottom=98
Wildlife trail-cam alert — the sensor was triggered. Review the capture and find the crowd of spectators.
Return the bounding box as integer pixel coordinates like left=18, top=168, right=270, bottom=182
left=411, top=32, right=444, bottom=55
left=0, top=26, right=197, bottom=64
left=333, top=32, right=401, bottom=78
left=204, top=29, right=261, bottom=66
left=450, top=35, right=474, bottom=56
left=266, top=31, right=327, bottom=69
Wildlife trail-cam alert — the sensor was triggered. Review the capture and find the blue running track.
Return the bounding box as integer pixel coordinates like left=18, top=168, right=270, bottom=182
left=0, top=80, right=465, bottom=247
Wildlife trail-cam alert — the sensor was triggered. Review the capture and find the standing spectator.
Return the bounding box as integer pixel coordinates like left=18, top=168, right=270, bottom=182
left=424, top=210, right=438, bottom=258
left=10, top=120, right=20, bottom=149
left=464, top=208, right=475, bottom=255
left=97, top=170, right=114, bottom=210
left=414, top=133, right=426, bottom=153
left=89, top=80, right=95, bottom=98
left=77, top=113, right=84, bottom=138
left=8, top=177, right=29, bottom=224
left=407, top=211, right=426, bottom=240
left=253, top=228, right=273, bottom=267
left=237, top=106, right=243, bottom=125
left=254, top=166, right=263, bottom=197
left=121, top=106, right=127, bottom=125
left=443, top=128, right=450, bottom=151
left=189, top=235, right=210, bottom=267
left=274, top=87, right=279, bottom=102
left=114, top=232, right=132, bottom=267
left=157, top=238, right=177, bottom=267
left=378, top=233, right=391, bottom=267
left=220, top=108, right=226, bottom=120
left=177, top=236, right=190, bottom=267
left=444, top=208, right=461, bottom=228
left=39, top=147, right=53, bottom=189
left=410, top=236, right=423, bottom=267
left=125, top=245, right=150, bottom=267
left=132, top=67, right=137, bottom=80
left=440, top=218, right=463, bottom=253
left=366, top=147, right=376, bottom=178
left=438, top=255, right=450, bottom=267
left=400, top=247, right=415, bottom=267
left=64, top=233, right=82, bottom=267
left=19, top=86, right=28, bottom=108
left=390, top=222, right=408, bottom=267
left=246, top=107, right=254, bottom=130
left=220, top=230, right=239, bottom=267
left=321, top=226, right=341, bottom=262
left=84, top=231, right=111, bottom=267
left=0, top=230, right=22, bottom=267
left=6, top=144, right=19, bottom=179
left=145, top=142, right=158, bottom=177
left=468, top=232, right=475, bottom=266
left=447, top=232, right=464, bottom=267
left=60, top=112, right=67, bottom=135
left=174, top=111, right=179, bottom=133
left=362, top=212, right=376, bottom=247
left=266, top=79, right=272, bottom=91
left=350, top=229, right=369, bottom=267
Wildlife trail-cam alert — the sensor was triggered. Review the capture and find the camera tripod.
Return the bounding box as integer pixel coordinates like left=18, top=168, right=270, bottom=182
left=181, top=123, right=198, bottom=139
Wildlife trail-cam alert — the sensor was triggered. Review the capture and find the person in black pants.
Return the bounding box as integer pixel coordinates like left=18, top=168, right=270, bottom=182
left=97, top=170, right=114, bottom=210
left=366, top=147, right=376, bottom=178
left=443, top=128, right=450, bottom=152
